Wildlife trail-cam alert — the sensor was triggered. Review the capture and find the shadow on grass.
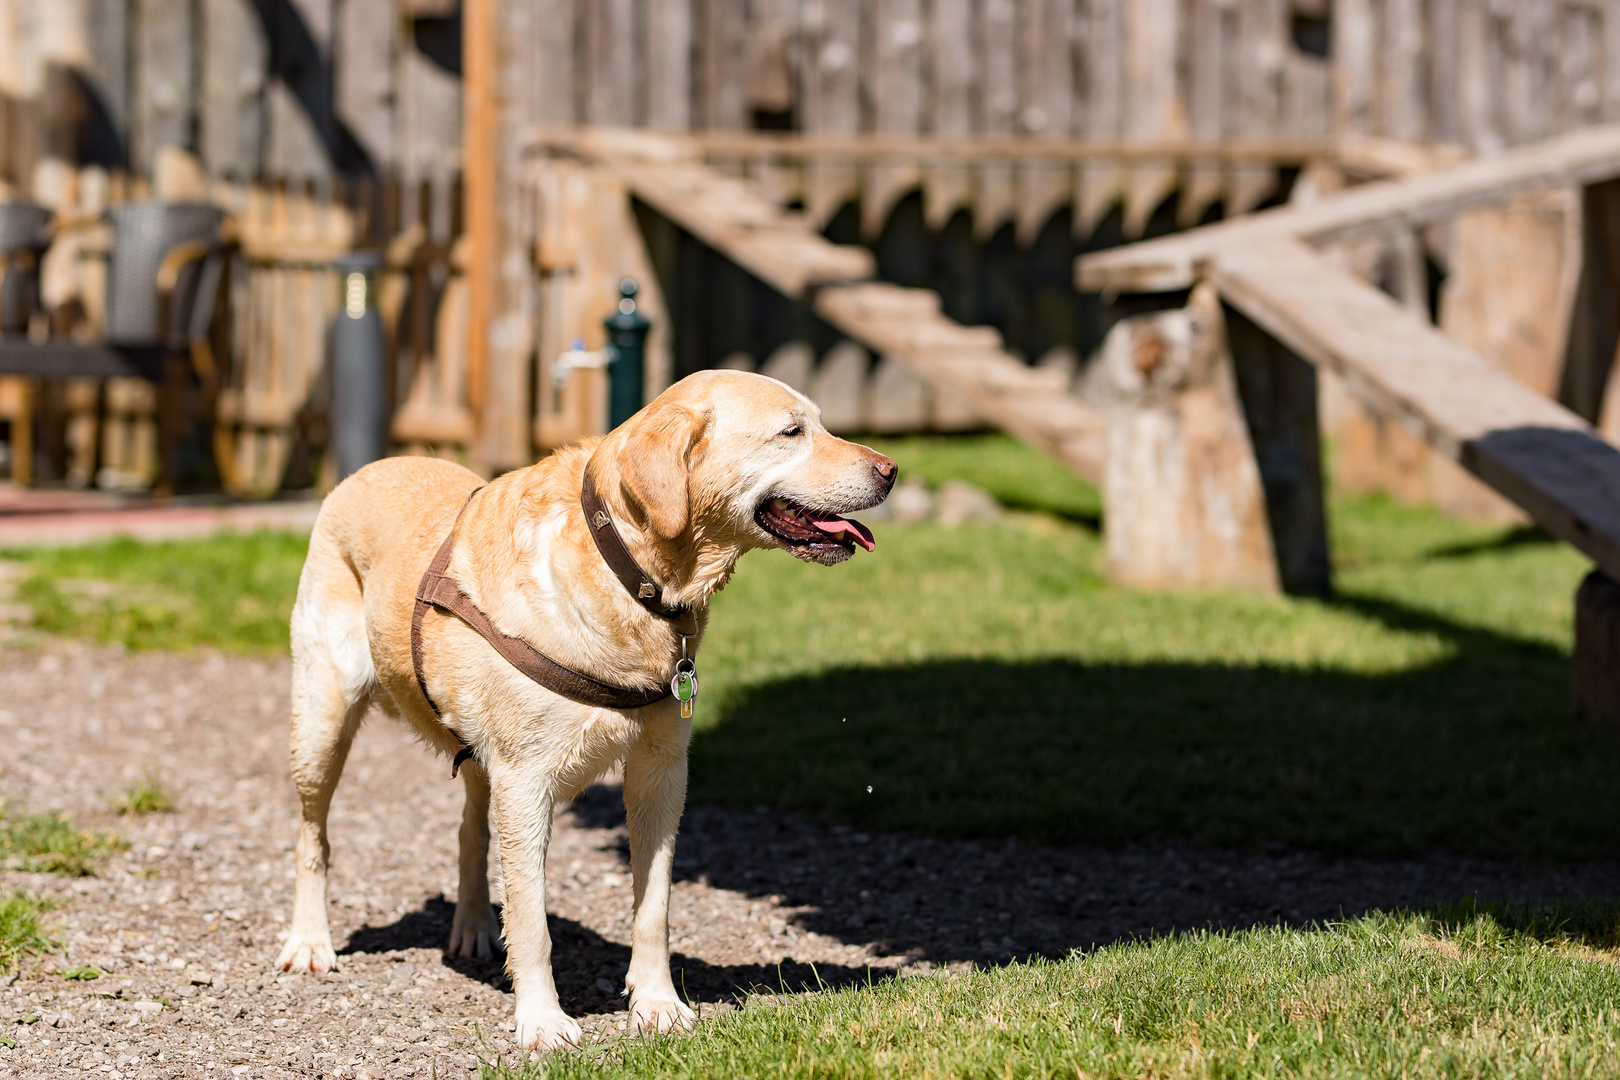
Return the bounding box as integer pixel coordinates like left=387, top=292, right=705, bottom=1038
left=348, top=592, right=1620, bottom=989
left=340, top=897, right=879, bottom=1012
left=1426, top=525, right=1553, bottom=560
left=688, top=592, right=1612, bottom=862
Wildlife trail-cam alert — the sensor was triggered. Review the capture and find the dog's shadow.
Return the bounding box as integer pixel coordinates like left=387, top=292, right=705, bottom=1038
left=340, top=896, right=880, bottom=1013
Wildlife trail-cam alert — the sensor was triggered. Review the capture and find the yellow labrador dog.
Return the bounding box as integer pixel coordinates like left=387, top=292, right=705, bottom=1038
left=276, top=370, right=896, bottom=1051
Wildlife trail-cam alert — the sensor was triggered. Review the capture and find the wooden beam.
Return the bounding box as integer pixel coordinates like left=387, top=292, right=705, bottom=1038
left=462, top=0, right=497, bottom=429
left=1209, top=237, right=1620, bottom=583
left=533, top=127, right=1334, bottom=164
left=1078, top=124, right=1620, bottom=293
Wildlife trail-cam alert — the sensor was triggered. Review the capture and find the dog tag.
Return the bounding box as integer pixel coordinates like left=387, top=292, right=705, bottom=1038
left=671, top=658, right=698, bottom=719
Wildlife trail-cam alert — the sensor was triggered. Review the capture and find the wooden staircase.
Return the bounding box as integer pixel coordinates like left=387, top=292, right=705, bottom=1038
left=545, top=129, right=1109, bottom=484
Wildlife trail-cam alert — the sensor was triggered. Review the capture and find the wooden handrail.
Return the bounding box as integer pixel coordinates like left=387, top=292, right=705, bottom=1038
left=1078, top=124, right=1620, bottom=292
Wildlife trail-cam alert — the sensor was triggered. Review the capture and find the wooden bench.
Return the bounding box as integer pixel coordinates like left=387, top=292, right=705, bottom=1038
left=1078, top=126, right=1620, bottom=723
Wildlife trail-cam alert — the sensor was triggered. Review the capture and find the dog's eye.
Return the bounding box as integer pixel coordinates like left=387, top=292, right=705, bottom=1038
left=781, top=425, right=803, bottom=438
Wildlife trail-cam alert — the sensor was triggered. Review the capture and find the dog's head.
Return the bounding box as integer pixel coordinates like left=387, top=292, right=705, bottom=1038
left=593, top=369, right=897, bottom=567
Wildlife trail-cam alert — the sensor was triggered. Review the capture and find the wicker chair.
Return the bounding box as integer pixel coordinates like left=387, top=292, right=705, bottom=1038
left=0, top=201, right=231, bottom=490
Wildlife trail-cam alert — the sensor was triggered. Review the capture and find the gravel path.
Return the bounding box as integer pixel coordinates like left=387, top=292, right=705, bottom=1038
left=0, top=642, right=1616, bottom=1079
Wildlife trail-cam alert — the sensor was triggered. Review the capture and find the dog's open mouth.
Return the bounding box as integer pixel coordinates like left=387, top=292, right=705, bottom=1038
left=755, top=496, right=875, bottom=563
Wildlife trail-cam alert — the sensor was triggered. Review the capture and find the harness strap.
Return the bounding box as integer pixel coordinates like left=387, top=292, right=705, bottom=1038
left=410, top=487, right=671, bottom=778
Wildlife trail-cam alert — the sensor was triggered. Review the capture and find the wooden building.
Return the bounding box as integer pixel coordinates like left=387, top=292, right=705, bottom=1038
left=2, top=0, right=1619, bottom=495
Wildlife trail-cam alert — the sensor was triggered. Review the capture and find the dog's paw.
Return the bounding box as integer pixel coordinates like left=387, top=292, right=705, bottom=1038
left=275, top=932, right=337, bottom=974
left=516, top=1006, right=582, bottom=1053
left=630, top=994, right=696, bottom=1035
left=447, top=904, right=503, bottom=960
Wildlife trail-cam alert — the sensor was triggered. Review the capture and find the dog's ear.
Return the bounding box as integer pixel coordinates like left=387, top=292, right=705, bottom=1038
left=618, top=403, right=708, bottom=540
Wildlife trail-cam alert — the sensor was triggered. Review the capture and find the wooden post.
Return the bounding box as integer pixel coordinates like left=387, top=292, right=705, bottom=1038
left=1574, top=570, right=1620, bottom=727
left=464, top=0, right=533, bottom=471
left=1222, top=299, right=1333, bottom=597
left=1561, top=178, right=1620, bottom=425
left=1432, top=189, right=1579, bottom=521
left=1103, top=284, right=1280, bottom=592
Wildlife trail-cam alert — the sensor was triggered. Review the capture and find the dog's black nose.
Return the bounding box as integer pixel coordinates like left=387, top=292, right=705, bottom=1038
left=872, top=455, right=898, bottom=489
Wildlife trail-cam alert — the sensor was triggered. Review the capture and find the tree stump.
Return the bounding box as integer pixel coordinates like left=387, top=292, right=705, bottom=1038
left=1574, top=570, right=1620, bottom=727
left=1102, top=284, right=1280, bottom=592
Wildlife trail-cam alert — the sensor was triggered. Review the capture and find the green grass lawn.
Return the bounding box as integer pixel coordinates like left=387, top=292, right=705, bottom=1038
left=2, top=435, right=1612, bottom=1077
left=498, top=904, right=1620, bottom=1080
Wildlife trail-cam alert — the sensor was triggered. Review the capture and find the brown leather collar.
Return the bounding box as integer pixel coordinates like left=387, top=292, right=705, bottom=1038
left=411, top=486, right=673, bottom=777
left=580, top=464, right=693, bottom=627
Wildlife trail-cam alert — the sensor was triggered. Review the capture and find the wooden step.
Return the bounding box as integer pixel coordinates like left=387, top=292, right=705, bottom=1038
left=564, top=133, right=1111, bottom=484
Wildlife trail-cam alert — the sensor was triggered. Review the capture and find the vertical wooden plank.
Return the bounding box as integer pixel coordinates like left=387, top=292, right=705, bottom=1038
left=1122, top=0, right=1183, bottom=236
left=701, top=0, right=748, bottom=131
left=466, top=0, right=498, bottom=438
left=975, top=0, right=1017, bottom=238
left=1456, top=0, right=1499, bottom=153
left=923, top=0, right=974, bottom=228
left=200, top=0, right=267, bottom=178
left=1380, top=0, right=1425, bottom=141
left=1603, top=0, right=1620, bottom=125
left=1332, top=0, right=1374, bottom=139
left=265, top=0, right=335, bottom=180
left=586, top=0, right=637, bottom=126
left=800, top=0, right=860, bottom=227
left=398, top=27, right=462, bottom=181
left=645, top=0, right=693, bottom=130
left=743, top=0, right=794, bottom=201
left=1077, top=0, right=1125, bottom=237
left=1500, top=0, right=1545, bottom=145
left=1562, top=0, right=1602, bottom=132
left=1016, top=0, right=1074, bottom=244
left=81, top=0, right=130, bottom=163
left=132, top=0, right=195, bottom=173
left=1229, top=0, right=1284, bottom=215
left=533, top=0, right=576, bottom=125
left=1427, top=0, right=1461, bottom=143
left=1183, top=0, right=1230, bottom=227
left=333, top=0, right=394, bottom=172
left=863, top=0, right=924, bottom=237
left=489, top=0, right=537, bottom=468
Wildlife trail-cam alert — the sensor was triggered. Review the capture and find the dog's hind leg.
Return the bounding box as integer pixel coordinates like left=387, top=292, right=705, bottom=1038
left=447, top=763, right=503, bottom=959
left=277, top=580, right=371, bottom=974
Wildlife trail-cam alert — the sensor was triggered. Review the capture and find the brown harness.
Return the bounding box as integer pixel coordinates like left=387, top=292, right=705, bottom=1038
left=410, top=469, right=696, bottom=777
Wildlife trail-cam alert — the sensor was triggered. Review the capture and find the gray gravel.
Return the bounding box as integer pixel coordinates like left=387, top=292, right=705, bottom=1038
left=0, top=641, right=1615, bottom=1079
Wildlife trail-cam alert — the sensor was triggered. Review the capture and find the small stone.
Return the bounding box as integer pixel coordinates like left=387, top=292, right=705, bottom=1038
left=887, top=481, right=933, bottom=525
left=189, top=973, right=214, bottom=986
left=934, top=481, right=1002, bottom=526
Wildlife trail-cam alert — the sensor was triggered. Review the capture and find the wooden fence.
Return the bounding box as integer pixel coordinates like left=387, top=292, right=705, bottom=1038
left=7, top=0, right=1620, bottom=237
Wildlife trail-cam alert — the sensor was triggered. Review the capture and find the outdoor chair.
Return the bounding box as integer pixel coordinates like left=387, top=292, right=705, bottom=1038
left=0, top=201, right=55, bottom=482
left=0, top=201, right=232, bottom=491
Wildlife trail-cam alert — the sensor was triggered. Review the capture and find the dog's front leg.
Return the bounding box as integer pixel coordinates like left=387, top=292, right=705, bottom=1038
left=622, top=707, right=696, bottom=1034
left=491, top=765, right=581, bottom=1052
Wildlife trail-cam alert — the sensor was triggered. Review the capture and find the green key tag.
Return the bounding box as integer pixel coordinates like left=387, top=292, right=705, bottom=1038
left=671, top=658, right=698, bottom=719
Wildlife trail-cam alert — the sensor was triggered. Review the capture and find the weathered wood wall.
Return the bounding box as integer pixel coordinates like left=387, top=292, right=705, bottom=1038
left=8, top=0, right=1620, bottom=231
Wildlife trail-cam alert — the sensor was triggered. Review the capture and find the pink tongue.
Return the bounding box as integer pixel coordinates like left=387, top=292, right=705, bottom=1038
left=809, top=513, right=875, bottom=552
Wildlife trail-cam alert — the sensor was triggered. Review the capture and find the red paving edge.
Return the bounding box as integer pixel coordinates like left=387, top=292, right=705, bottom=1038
left=0, top=486, right=322, bottom=546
